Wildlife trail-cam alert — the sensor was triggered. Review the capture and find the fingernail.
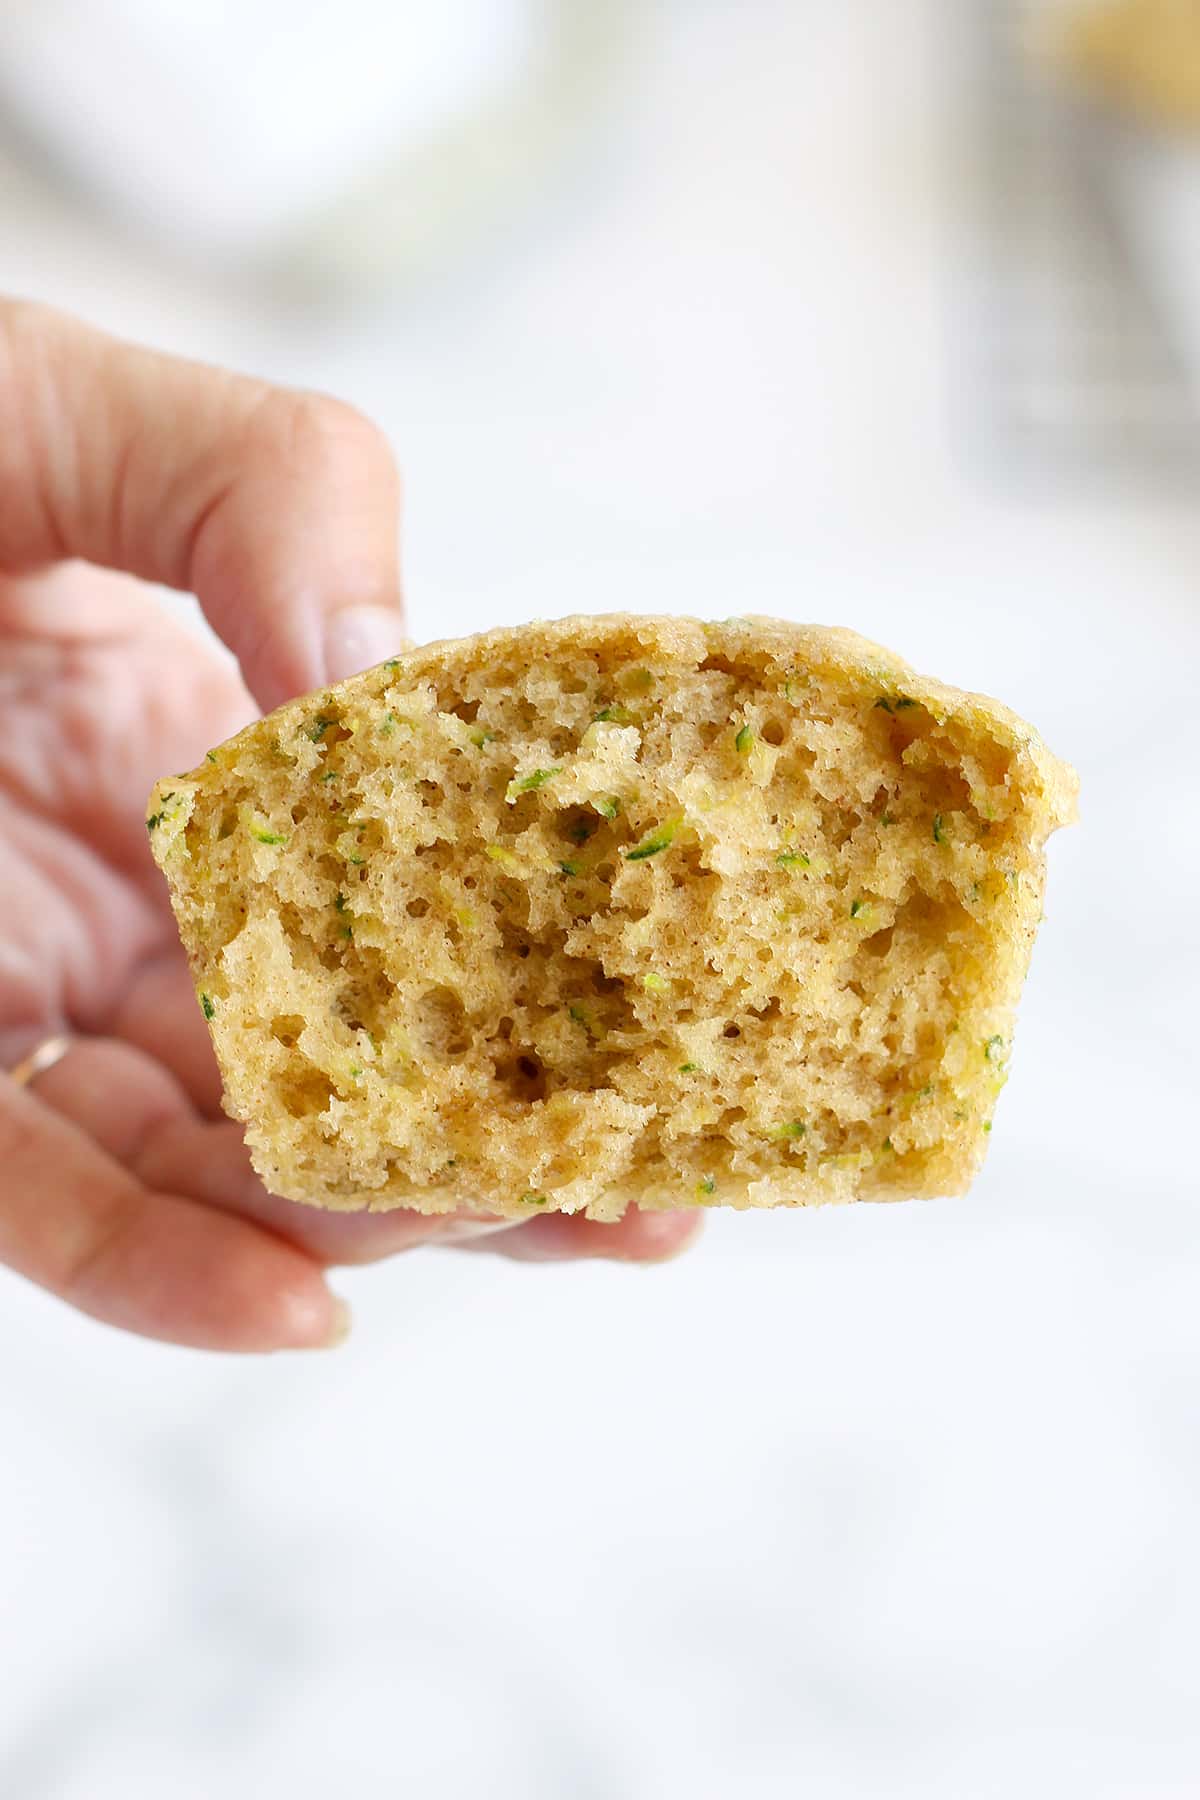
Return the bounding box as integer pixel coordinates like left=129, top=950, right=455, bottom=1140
left=437, top=1216, right=524, bottom=1243
left=322, top=605, right=404, bottom=685
left=627, top=1212, right=705, bottom=1264
left=323, top=1296, right=353, bottom=1348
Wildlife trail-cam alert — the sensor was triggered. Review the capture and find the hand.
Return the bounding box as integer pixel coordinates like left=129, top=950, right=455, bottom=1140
left=0, top=301, right=700, bottom=1353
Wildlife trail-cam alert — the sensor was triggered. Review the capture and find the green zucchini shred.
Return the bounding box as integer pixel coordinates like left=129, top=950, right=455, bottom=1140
left=509, top=767, right=562, bottom=797
left=625, top=820, right=678, bottom=861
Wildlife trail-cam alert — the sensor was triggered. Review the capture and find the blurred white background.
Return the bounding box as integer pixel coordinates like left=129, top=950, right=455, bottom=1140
left=1, top=2, right=1198, bottom=1796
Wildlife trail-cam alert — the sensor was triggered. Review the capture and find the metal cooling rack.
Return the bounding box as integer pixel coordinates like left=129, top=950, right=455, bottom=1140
left=967, top=0, right=1200, bottom=481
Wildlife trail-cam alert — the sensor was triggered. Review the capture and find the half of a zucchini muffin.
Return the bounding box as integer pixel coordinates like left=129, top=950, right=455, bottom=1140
left=148, top=616, right=1076, bottom=1220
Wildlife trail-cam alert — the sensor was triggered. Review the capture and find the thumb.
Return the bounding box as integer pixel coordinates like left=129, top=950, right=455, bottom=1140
left=0, top=298, right=405, bottom=711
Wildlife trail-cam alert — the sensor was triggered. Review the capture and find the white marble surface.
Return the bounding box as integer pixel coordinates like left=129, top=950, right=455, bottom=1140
left=1, top=3, right=1198, bottom=1795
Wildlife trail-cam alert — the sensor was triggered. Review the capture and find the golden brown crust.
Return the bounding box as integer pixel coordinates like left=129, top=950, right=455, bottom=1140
left=149, top=615, right=1076, bottom=1220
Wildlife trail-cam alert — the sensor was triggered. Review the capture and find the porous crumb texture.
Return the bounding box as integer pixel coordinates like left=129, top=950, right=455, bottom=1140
left=148, top=616, right=1076, bottom=1221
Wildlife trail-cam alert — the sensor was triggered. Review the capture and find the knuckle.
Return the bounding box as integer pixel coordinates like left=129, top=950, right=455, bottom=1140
left=0, top=301, right=56, bottom=498
left=0, top=302, right=71, bottom=420
left=265, top=389, right=397, bottom=484
left=0, top=1092, right=41, bottom=1166
left=0, top=1088, right=132, bottom=1301
left=0, top=296, right=55, bottom=358
left=59, top=1208, right=130, bottom=1310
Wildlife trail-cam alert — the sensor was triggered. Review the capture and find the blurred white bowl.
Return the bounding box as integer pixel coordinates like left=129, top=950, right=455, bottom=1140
left=0, top=0, right=635, bottom=291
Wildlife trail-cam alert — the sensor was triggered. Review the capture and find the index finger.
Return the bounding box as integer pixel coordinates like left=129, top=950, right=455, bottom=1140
left=0, top=298, right=405, bottom=709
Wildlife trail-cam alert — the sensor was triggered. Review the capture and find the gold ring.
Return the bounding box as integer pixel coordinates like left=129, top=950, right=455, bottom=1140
left=8, top=1034, right=72, bottom=1089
